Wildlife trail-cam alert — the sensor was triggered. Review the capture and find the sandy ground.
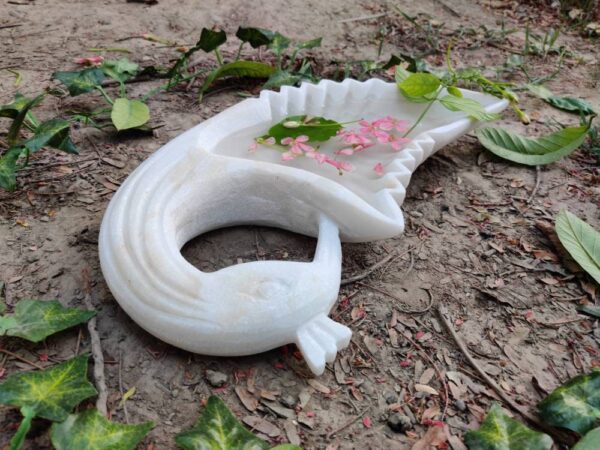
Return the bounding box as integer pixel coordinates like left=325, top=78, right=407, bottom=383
left=1, top=0, right=599, bottom=449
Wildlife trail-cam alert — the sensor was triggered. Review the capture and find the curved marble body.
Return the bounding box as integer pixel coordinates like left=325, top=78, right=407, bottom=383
left=99, top=79, right=507, bottom=375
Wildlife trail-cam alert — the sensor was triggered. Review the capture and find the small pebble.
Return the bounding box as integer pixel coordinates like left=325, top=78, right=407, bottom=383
left=387, top=413, right=412, bottom=433
left=205, top=370, right=228, bottom=387
left=384, top=391, right=397, bottom=404
left=454, top=399, right=466, bottom=412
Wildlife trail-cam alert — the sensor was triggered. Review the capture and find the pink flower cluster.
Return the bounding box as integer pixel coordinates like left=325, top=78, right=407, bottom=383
left=279, top=136, right=354, bottom=173
left=74, top=56, right=105, bottom=66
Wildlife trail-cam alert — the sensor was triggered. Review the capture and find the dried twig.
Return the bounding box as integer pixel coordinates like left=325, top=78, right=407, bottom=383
left=0, top=348, right=44, bottom=370
left=81, top=268, right=108, bottom=417
left=527, top=165, right=542, bottom=203
left=339, top=12, right=387, bottom=23
left=341, top=247, right=412, bottom=286
left=436, top=305, right=576, bottom=447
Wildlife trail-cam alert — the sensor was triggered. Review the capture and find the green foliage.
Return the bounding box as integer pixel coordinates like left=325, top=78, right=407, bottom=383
left=197, top=28, right=227, bottom=52
left=0, top=355, right=97, bottom=422
left=53, top=68, right=106, bottom=96
left=236, top=27, right=274, bottom=48
left=0, top=147, right=24, bottom=191
left=527, top=84, right=596, bottom=116
left=101, top=58, right=139, bottom=83
left=555, top=210, right=600, bottom=284
left=266, top=115, right=342, bottom=143
left=175, top=396, right=269, bottom=450
left=573, top=428, right=600, bottom=450
left=397, top=73, right=440, bottom=98
left=0, top=299, right=95, bottom=342
left=263, top=70, right=303, bottom=89
left=438, top=95, right=501, bottom=121
left=268, top=32, right=291, bottom=57
left=464, top=403, right=553, bottom=450
left=476, top=125, right=589, bottom=165
left=111, top=98, right=150, bottom=131
left=200, top=61, right=276, bottom=100
left=0, top=92, right=44, bottom=120
left=24, top=119, right=78, bottom=154
left=51, top=408, right=154, bottom=450
left=539, top=368, right=600, bottom=434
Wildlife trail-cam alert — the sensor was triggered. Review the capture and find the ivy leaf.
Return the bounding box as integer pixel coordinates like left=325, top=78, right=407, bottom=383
left=111, top=98, right=150, bottom=131
left=199, top=61, right=275, bottom=101
left=476, top=125, right=589, bottom=166
left=51, top=408, right=154, bottom=450
left=0, top=299, right=95, bottom=342
left=0, top=92, right=44, bottom=119
left=464, top=403, right=553, bottom=450
left=0, top=355, right=97, bottom=422
left=439, top=95, right=501, bottom=121
left=573, top=428, right=600, bottom=450
left=175, top=396, right=269, bottom=450
left=267, top=115, right=342, bottom=143
left=397, top=73, right=440, bottom=98
left=555, top=210, right=600, bottom=284
left=538, top=368, right=600, bottom=434
left=101, top=58, right=139, bottom=83
left=23, top=119, right=78, bottom=154
left=53, top=68, right=105, bottom=96
left=263, top=70, right=303, bottom=89
left=295, top=37, right=322, bottom=50
left=197, top=28, right=227, bottom=52
left=235, top=27, right=274, bottom=48
left=0, top=147, right=24, bottom=192
left=268, top=32, right=291, bottom=56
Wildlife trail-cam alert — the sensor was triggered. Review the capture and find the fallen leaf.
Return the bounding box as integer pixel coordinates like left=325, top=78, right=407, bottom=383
left=242, top=416, right=280, bottom=437
left=411, top=424, right=448, bottom=450
left=235, top=386, right=258, bottom=412
left=307, top=379, right=331, bottom=394
left=414, top=384, right=439, bottom=396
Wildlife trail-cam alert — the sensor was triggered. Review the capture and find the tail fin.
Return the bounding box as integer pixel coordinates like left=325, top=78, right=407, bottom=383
left=296, top=314, right=352, bottom=375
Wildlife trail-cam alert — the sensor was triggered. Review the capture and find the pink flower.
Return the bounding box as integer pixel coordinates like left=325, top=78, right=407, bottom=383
left=325, top=158, right=354, bottom=172
left=337, top=130, right=371, bottom=146
left=306, top=151, right=328, bottom=164
left=377, top=133, right=410, bottom=151
left=373, top=162, right=384, bottom=176
left=335, top=148, right=354, bottom=156
left=263, top=137, right=275, bottom=145
left=74, top=56, right=104, bottom=66
left=281, top=135, right=314, bottom=155
left=358, top=119, right=379, bottom=135
left=372, top=116, right=409, bottom=132
left=281, top=151, right=295, bottom=161
left=248, top=142, right=258, bottom=153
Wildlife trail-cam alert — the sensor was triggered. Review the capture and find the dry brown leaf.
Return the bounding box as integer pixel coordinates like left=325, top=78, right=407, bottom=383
left=308, top=379, right=331, bottom=394
left=414, top=384, right=439, bottom=396
left=283, top=420, right=301, bottom=446
left=411, top=425, right=448, bottom=450
left=419, top=368, right=435, bottom=385
left=242, top=416, right=280, bottom=437
left=235, top=386, right=258, bottom=412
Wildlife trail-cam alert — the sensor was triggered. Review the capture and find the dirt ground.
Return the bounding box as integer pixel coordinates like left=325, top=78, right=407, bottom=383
left=1, top=0, right=599, bottom=449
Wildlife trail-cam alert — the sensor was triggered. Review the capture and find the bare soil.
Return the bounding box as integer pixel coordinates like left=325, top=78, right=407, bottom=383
left=1, top=0, right=599, bottom=449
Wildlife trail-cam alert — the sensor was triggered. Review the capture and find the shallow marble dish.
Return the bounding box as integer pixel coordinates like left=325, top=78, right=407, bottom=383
left=99, top=78, right=507, bottom=375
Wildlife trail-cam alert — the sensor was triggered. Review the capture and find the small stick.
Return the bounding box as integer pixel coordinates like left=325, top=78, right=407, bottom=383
left=325, top=407, right=370, bottom=440
left=81, top=268, right=108, bottom=417
left=341, top=247, right=412, bottom=286
left=527, top=166, right=542, bottom=204
left=436, top=305, right=576, bottom=446
left=0, top=349, right=44, bottom=370
left=339, top=12, right=387, bottom=23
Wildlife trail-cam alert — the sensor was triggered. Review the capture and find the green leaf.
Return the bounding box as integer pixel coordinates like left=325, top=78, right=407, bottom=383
left=101, top=58, right=139, bottom=83
left=527, top=85, right=596, bottom=116
left=439, top=95, right=501, bottom=121
left=0, top=355, right=97, bottom=421
left=0, top=147, right=23, bottom=192
left=526, top=84, right=553, bottom=100
left=476, top=125, right=589, bottom=166
left=197, top=28, right=227, bottom=53
left=200, top=61, right=275, bottom=99
left=111, top=98, right=150, bottom=131
left=23, top=119, right=78, bottom=154
left=573, top=428, right=600, bottom=450
left=268, top=32, right=291, bottom=56
left=53, top=68, right=105, bottom=96
left=538, top=368, right=600, bottom=434
left=235, top=27, right=274, bottom=48
left=263, top=70, right=303, bottom=89
left=175, top=396, right=269, bottom=450
left=447, top=86, right=463, bottom=98
left=577, top=304, right=600, bottom=319
left=464, top=403, right=553, bottom=450
left=0, top=299, right=95, bottom=342
left=267, top=115, right=342, bottom=143
left=397, top=73, right=440, bottom=98
left=51, top=408, right=154, bottom=450
left=0, top=92, right=44, bottom=119
left=555, top=210, right=600, bottom=284
left=295, top=37, right=322, bottom=50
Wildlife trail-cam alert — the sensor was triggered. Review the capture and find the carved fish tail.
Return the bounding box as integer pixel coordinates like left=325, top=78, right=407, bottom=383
left=295, top=314, right=352, bottom=375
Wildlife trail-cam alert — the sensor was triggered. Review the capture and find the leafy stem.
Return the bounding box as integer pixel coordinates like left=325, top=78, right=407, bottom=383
left=9, top=406, right=35, bottom=450
left=214, top=49, right=224, bottom=66
left=95, top=86, right=114, bottom=105
left=402, top=90, right=441, bottom=138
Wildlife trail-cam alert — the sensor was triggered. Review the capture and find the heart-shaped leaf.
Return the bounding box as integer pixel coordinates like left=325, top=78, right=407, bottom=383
left=268, top=33, right=291, bottom=56
left=200, top=61, right=275, bottom=100
left=266, top=115, right=342, bottom=143
left=53, top=68, right=105, bottom=96
left=0, top=92, right=44, bottom=119
left=175, top=396, right=269, bottom=450
left=263, top=70, right=303, bottom=89
left=555, top=210, right=600, bottom=284
left=0, top=299, right=95, bottom=342
left=0, top=355, right=97, bottom=422
left=573, top=428, right=600, bottom=450
left=539, top=368, right=600, bottom=434
left=235, top=27, right=274, bottom=48
left=197, top=28, right=227, bottom=53
left=397, top=73, right=440, bottom=98
left=439, top=95, right=501, bottom=121
left=101, top=58, right=139, bottom=83
left=111, top=98, right=150, bottom=131
left=0, top=147, right=24, bottom=192
left=464, top=403, right=553, bottom=450
left=23, top=119, right=78, bottom=154
left=476, top=125, right=589, bottom=166
left=51, top=408, right=154, bottom=450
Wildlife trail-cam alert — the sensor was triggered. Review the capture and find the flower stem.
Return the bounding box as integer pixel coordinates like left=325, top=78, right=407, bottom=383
left=214, top=49, right=224, bottom=66
left=402, top=91, right=440, bottom=138
left=10, top=406, right=35, bottom=450
left=235, top=42, right=244, bottom=61
left=95, top=86, right=114, bottom=105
